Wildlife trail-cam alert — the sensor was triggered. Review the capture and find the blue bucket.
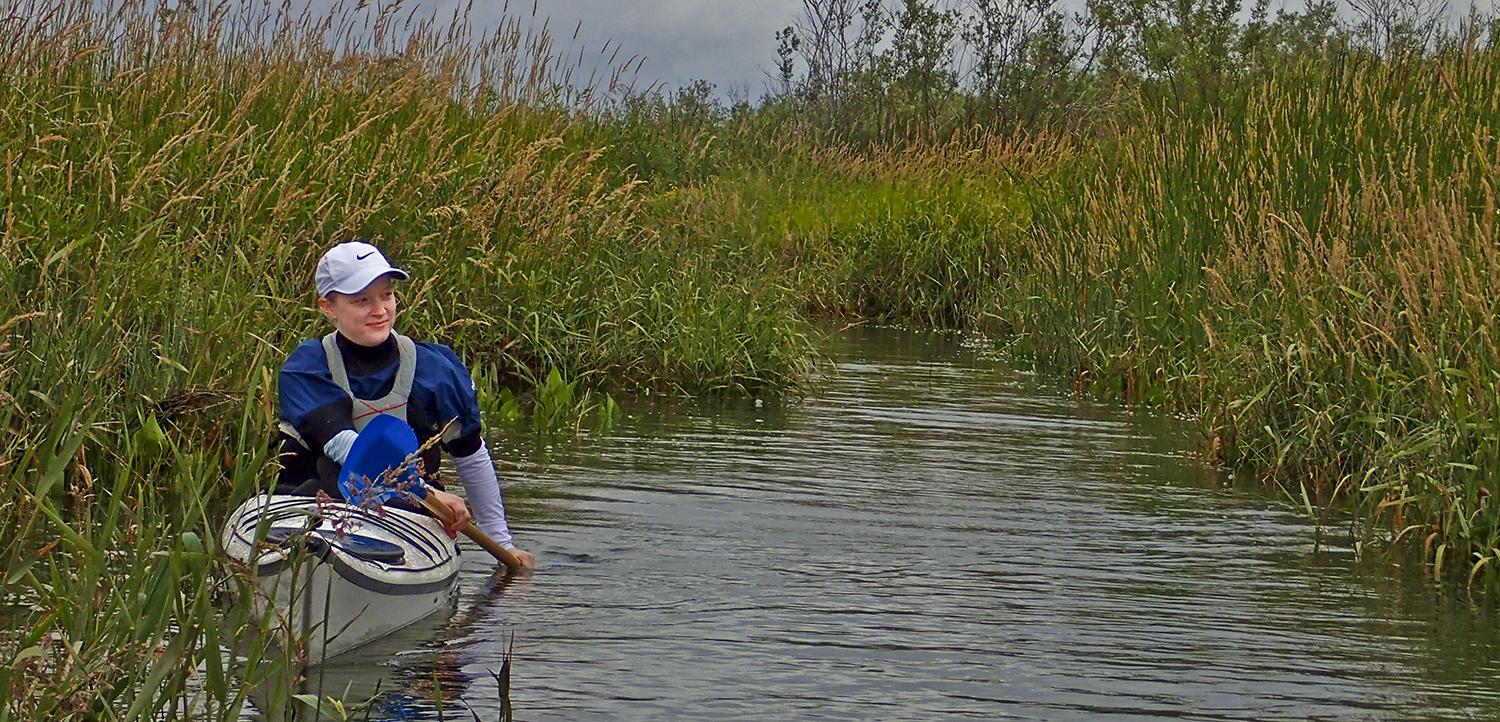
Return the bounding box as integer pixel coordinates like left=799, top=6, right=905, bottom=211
left=337, top=414, right=422, bottom=506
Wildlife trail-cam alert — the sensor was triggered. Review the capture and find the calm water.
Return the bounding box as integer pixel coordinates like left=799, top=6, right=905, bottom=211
left=281, top=327, right=1500, bottom=721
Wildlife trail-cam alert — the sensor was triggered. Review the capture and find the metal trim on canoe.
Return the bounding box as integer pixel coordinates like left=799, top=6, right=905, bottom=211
left=254, top=549, right=460, bottom=596
left=229, top=496, right=458, bottom=594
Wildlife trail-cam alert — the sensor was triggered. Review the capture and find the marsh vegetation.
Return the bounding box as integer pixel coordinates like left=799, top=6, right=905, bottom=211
left=4, top=0, right=1500, bottom=716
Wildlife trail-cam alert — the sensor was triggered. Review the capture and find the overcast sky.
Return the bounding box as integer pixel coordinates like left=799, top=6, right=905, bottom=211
left=318, top=0, right=1498, bottom=101
left=434, top=0, right=806, bottom=100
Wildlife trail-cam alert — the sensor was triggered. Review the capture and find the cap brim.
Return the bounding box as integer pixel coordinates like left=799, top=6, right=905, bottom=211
left=326, top=266, right=410, bottom=296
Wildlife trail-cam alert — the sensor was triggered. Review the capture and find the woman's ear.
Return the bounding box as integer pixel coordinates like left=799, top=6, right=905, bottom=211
left=317, top=295, right=335, bottom=320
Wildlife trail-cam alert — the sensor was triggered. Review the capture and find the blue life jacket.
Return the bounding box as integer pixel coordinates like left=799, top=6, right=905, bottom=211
left=276, top=331, right=483, bottom=491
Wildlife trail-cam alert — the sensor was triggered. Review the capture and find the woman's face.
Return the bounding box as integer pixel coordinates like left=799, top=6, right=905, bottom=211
left=319, top=275, right=398, bottom=346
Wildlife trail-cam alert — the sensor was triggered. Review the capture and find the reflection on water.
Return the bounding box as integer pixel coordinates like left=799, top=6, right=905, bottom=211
left=275, top=326, right=1500, bottom=721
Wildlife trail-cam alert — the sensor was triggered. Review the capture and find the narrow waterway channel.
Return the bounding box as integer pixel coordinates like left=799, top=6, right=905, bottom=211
left=290, top=326, right=1500, bottom=721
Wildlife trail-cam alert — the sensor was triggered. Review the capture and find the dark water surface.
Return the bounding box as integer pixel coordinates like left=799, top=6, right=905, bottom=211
left=301, top=327, right=1500, bottom=721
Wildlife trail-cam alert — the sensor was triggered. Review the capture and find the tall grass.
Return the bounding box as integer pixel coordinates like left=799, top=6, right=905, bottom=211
left=11, top=2, right=813, bottom=391
left=631, top=127, right=1063, bottom=327
left=0, top=377, right=297, bottom=720
left=1005, top=37, right=1500, bottom=581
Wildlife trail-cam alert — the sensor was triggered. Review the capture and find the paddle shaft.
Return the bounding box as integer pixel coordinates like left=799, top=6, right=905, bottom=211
left=419, top=493, right=525, bottom=572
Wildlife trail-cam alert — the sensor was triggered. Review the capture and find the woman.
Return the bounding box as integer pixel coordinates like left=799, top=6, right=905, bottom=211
left=275, top=240, right=536, bottom=569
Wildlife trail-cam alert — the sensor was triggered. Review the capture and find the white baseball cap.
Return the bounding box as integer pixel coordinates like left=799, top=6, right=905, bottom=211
left=315, top=241, right=410, bottom=297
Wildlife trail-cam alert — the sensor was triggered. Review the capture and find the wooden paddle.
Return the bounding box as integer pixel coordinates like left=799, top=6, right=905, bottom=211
left=338, top=414, right=527, bottom=573
left=415, top=491, right=527, bottom=572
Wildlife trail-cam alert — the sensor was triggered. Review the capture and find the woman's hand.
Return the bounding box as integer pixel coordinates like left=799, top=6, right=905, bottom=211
left=425, top=489, right=536, bottom=571
left=505, top=547, right=537, bottom=570
left=428, top=488, right=471, bottom=538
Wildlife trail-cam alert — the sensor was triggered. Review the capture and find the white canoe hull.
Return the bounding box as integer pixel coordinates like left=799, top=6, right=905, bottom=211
left=222, top=494, right=460, bottom=662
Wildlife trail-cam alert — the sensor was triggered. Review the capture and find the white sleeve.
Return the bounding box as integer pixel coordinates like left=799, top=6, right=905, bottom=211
left=451, top=441, right=515, bottom=548
left=323, top=429, right=359, bottom=465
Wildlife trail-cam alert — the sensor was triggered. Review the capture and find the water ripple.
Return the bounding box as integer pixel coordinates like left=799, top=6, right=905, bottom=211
left=313, top=328, right=1500, bottom=722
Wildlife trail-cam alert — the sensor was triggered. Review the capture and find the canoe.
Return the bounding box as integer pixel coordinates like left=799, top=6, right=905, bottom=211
left=221, top=493, right=460, bottom=662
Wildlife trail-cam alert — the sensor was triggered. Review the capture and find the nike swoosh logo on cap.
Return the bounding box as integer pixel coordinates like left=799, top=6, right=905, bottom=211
left=356, top=252, right=374, bottom=260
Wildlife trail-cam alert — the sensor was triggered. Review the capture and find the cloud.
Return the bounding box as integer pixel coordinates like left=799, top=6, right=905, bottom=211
left=461, top=0, right=804, bottom=98
left=199, top=0, right=801, bottom=99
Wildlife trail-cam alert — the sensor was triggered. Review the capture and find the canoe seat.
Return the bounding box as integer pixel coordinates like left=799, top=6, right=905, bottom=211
left=327, top=533, right=406, bottom=564
left=263, top=527, right=407, bottom=565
